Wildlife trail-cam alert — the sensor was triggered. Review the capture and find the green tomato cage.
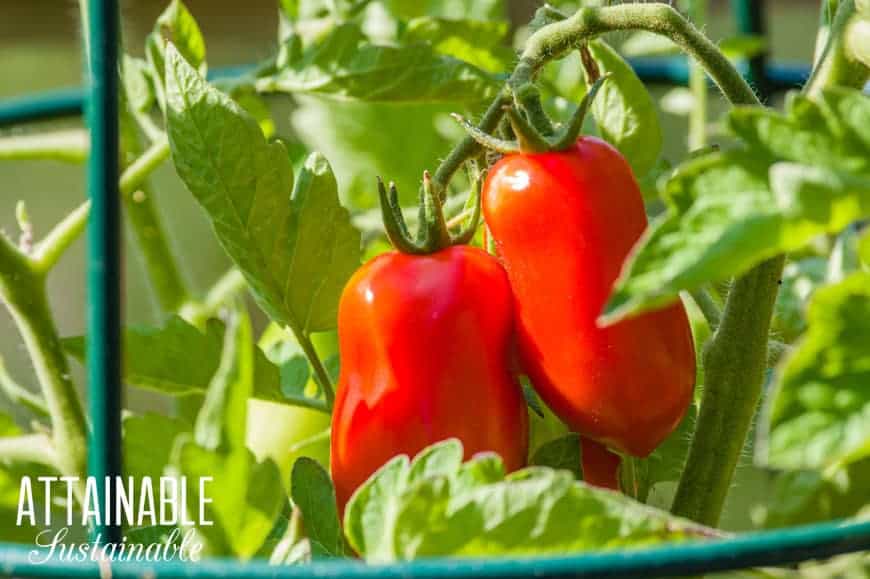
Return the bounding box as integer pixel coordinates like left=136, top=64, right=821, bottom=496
left=0, top=0, right=868, bottom=577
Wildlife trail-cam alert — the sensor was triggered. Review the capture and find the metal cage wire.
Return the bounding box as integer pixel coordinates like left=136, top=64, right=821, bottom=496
left=0, top=0, right=868, bottom=577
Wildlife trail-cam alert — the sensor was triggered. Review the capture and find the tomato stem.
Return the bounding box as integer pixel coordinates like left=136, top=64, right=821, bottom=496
left=296, top=329, right=335, bottom=410
left=0, top=231, right=88, bottom=501
left=672, top=256, right=785, bottom=526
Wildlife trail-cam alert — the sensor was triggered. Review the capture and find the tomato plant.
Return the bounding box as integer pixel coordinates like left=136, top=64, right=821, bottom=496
left=0, top=0, right=868, bottom=573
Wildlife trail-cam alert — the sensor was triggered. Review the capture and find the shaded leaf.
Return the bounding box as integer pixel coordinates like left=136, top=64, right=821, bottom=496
left=403, top=17, right=512, bottom=73
left=123, top=413, right=189, bottom=480
left=290, top=457, right=343, bottom=558
left=258, top=24, right=499, bottom=103
left=63, top=317, right=293, bottom=405
left=763, top=273, right=870, bottom=470
left=589, top=40, right=663, bottom=177
left=530, top=434, right=581, bottom=479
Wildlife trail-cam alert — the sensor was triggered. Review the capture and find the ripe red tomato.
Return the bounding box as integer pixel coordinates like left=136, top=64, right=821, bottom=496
left=482, top=136, right=695, bottom=457
left=580, top=438, right=621, bottom=491
left=330, top=245, right=529, bottom=509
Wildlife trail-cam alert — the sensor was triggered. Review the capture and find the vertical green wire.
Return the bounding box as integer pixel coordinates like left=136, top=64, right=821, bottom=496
left=85, top=0, right=123, bottom=543
left=733, top=0, right=771, bottom=100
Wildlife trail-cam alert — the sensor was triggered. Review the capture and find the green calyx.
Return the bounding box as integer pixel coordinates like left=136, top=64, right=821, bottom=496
left=378, top=168, right=482, bottom=255
left=452, top=75, right=609, bottom=155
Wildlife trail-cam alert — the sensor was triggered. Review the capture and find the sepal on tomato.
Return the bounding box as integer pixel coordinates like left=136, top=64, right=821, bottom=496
left=451, top=76, right=609, bottom=155
left=377, top=168, right=483, bottom=255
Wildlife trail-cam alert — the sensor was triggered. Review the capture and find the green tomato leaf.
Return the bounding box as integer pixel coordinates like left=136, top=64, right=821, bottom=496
left=407, top=438, right=464, bottom=484
left=762, top=272, right=870, bottom=471
left=403, top=17, right=512, bottom=73
left=345, top=440, right=719, bottom=563
left=171, top=437, right=284, bottom=558
left=343, top=454, right=410, bottom=560
left=169, top=312, right=283, bottom=558
left=290, top=96, right=453, bottom=210
left=728, top=92, right=870, bottom=177
left=530, top=433, right=581, bottom=479
left=286, top=152, right=362, bottom=334
left=149, top=0, right=206, bottom=77
left=122, top=55, right=156, bottom=113
left=755, top=457, right=870, bottom=528
left=194, top=308, right=254, bottom=453
left=123, top=413, right=190, bottom=480
left=145, top=0, right=206, bottom=110
left=604, top=87, right=870, bottom=323
left=290, top=457, right=344, bottom=558
left=63, top=316, right=302, bottom=406
left=773, top=257, right=829, bottom=343
left=604, top=155, right=870, bottom=324
left=164, top=44, right=361, bottom=334
left=258, top=23, right=499, bottom=103
left=385, top=0, right=504, bottom=21
left=588, top=40, right=663, bottom=177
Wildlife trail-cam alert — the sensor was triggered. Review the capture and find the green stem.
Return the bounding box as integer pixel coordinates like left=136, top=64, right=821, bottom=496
left=294, top=329, right=335, bottom=410
left=118, top=117, right=188, bottom=314
left=33, top=201, right=91, bottom=273
left=432, top=2, right=760, bottom=191
left=0, top=130, right=89, bottom=164
left=0, top=234, right=87, bottom=496
left=179, top=269, right=247, bottom=328
left=687, top=0, right=708, bottom=151
left=0, top=434, right=58, bottom=469
left=118, top=136, right=170, bottom=195
left=432, top=92, right=509, bottom=194
left=688, top=288, right=721, bottom=329
left=672, top=257, right=784, bottom=525
left=511, top=3, right=760, bottom=106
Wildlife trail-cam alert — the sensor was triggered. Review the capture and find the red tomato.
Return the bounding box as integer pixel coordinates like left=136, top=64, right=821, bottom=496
left=331, top=246, right=529, bottom=509
left=482, top=137, right=695, bottom=457
left=580, top=438, right=621, bottom=491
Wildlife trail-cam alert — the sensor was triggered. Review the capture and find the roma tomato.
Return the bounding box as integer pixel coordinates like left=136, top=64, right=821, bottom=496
left=482, top=136, right=695, bottom=457
left=580, top=438, right=621, bottom=491
left=330, top=245, right=529, bottom=509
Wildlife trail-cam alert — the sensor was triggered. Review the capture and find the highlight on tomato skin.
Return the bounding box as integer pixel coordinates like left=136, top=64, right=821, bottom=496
left=330, top=245, right=529, bottom=510
left=482, top=136, right=696, bottom=458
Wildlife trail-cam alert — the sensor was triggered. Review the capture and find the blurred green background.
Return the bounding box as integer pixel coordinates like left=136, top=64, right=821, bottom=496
left=0, top=0, right=820, bottom=530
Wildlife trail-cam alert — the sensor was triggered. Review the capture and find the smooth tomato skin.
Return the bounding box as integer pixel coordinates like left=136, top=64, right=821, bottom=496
left=580, top=438, right=621, bottom=491
left=482, top=136, right=695, bottom=457
left=330, top=246, right=529, bottom=509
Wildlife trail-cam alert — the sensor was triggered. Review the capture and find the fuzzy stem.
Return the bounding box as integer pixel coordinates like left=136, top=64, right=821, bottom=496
left=687, top=0, right=709, bottom=151
left=179, top=269, right=247, bottom=328
left=118, top=113, right=188, bottom=314
left=0, top=434, right=58, bottom=469
left=295, top=329, right=335, bottom=410
left=511, top=3, right=760, bottom=107
left=0, top=130, right=89, bottom=164
left=672, top=256, right=784, bottom=525
left=688, top=288, right=721, bottom=329
left=33, top=201, right=91, bottom=273
left=0, top=234, right=87, bottom=497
